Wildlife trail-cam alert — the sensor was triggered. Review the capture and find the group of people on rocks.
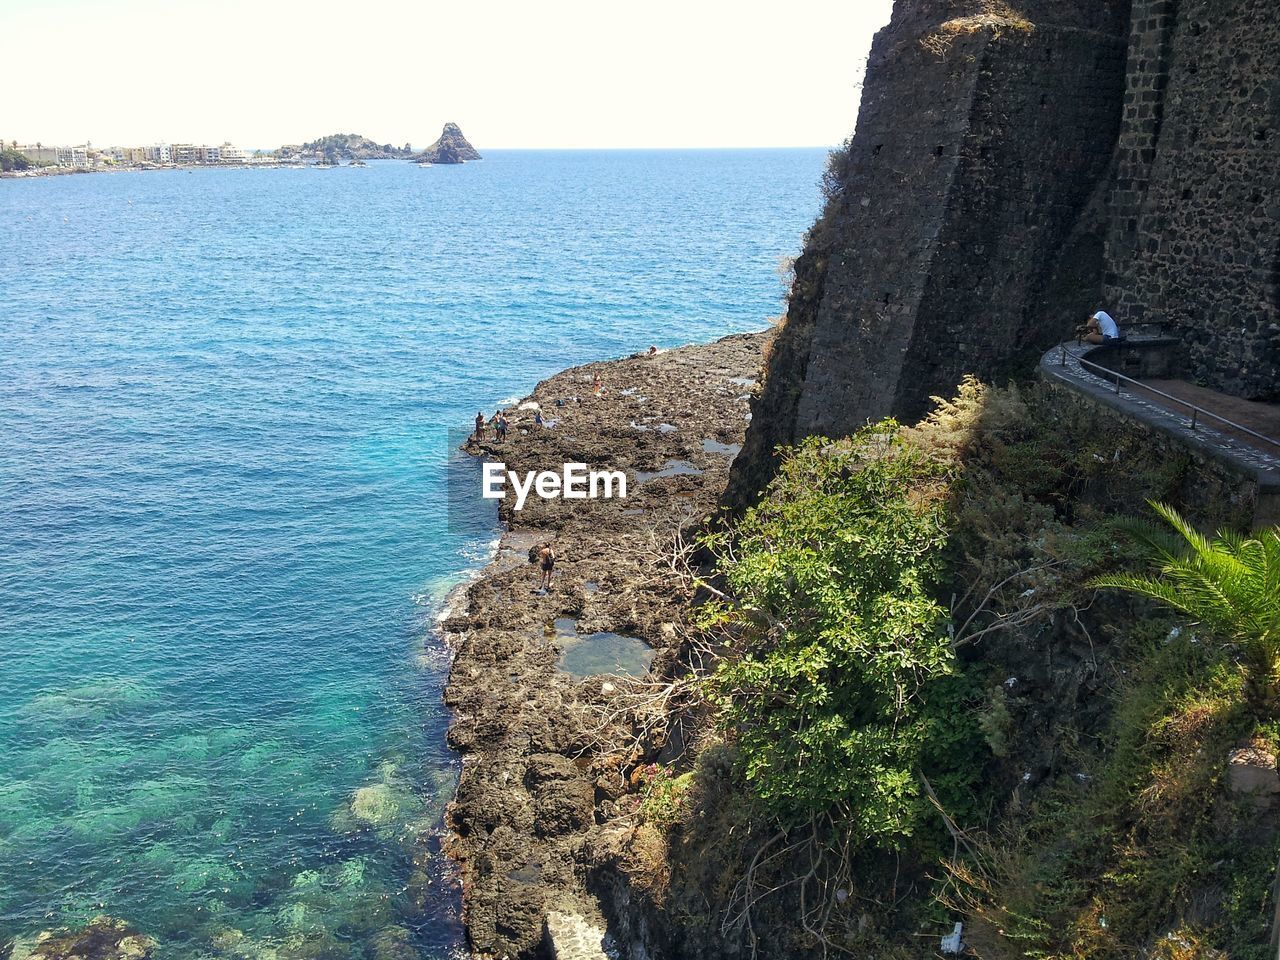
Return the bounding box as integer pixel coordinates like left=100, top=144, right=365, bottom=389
left=472, top=346, right=664, bottom=593
left=472, top=346, right=665, bottom=443
left=472, top=407, right=547, bottom=442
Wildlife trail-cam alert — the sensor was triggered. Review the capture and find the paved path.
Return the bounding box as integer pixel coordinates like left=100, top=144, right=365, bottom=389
left=1138, top=379, right=1280, bottom=452
left=1040, top=342, right=1280, bottom=527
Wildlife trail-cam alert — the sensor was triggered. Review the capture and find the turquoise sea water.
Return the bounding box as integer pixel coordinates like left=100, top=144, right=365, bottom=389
left=0, top=150, right=827, bottom=958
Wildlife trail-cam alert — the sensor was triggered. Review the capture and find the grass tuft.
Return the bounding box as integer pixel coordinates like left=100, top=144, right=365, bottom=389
left=921, top=2, right=1035, bottom=56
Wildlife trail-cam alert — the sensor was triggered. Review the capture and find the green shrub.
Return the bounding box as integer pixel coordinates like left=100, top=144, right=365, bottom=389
left=702, top=424, right=960, bottom=841
left=637, top=764, right=695, bottom=831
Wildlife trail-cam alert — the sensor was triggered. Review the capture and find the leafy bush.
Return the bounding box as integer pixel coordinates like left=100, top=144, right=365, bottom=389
left=1094, top=502, right=1280, bottom=704
left=702, top=424, right=960, bottom=841
left=637, top=764, right=694, bottom=831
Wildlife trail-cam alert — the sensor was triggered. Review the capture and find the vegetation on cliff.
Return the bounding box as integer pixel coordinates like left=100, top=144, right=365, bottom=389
left=701, top=427, right=975, bottom=843
left=1095, top=505, right=1280, bottom=707
left=635, top=379, right=1278, bottom=959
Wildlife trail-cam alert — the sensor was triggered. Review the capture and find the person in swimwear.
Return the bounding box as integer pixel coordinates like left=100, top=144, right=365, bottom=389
left=536, top=543, right=556, bottom=592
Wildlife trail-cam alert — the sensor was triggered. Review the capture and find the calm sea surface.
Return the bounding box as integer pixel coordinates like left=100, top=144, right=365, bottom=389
left=0, top=150, right=826, bottom=958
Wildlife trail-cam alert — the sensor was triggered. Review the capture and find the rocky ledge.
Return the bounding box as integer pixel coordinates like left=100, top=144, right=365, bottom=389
left=441, top=332, right=767, bottom=958
left=414, top=123, right=481, bottom=164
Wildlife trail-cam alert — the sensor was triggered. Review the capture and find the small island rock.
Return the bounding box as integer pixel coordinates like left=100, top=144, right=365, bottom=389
left=413, top=123, right=481, bottom=165
left=277, top=134, right=412, bottom=164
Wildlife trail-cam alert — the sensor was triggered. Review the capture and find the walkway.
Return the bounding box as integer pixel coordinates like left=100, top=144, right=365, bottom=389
left=1137, top=379, right=1280, bottom=450
left=1040, top=341, right=1280, bottom=526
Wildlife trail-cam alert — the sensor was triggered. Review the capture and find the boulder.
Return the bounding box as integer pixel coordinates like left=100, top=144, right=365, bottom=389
left=1226, top=746, right=1280, bottom=800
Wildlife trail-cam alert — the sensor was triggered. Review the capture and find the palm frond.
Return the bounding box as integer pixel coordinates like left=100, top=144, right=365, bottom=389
left=1090, top=573, right=1202, bottom=620
left=1093, top=504, right=1280, bottom=694
left=1150, top=501, right=1214, bottom=560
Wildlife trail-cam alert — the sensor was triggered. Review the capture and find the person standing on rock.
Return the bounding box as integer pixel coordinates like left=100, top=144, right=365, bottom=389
left=474, top=411, right=486, bottom=440
left=536, top=543, right=556, bottom=593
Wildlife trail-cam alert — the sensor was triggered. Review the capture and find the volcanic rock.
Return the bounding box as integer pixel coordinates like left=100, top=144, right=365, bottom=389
left=414, top=123, right=481, bottom=164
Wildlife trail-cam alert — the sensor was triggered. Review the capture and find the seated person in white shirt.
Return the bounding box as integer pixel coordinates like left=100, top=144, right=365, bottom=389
left=1082, top=310, right=1120, bottom=344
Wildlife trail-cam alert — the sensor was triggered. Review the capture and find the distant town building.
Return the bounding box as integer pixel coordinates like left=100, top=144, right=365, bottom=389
left=13, top=140, right=252, bottom=170
left=55, top=146, right=90, bottom=169
left=108, top=146, right=148, bottom=165
left=17, top=145, right=58, bottom=164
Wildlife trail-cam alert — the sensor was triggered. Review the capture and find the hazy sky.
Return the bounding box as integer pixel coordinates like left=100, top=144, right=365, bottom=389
left=1, top=0, right=893, bottom=149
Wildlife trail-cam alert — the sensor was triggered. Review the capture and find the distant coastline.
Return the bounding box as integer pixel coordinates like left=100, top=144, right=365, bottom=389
left=0, top=160, right=301, bottom=180
left=2, top=124, right=481, bottom=179
left=0, top=158, right=475, bottom=181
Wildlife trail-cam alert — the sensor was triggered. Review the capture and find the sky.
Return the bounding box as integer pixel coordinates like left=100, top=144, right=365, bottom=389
left=0, top=0, right=894, bottom=150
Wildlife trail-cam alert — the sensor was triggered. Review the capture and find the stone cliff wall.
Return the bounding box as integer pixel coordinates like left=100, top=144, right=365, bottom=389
left=732, top=0, right=1280, bottom=502
left=1106, top=0, right=1280, bottom=400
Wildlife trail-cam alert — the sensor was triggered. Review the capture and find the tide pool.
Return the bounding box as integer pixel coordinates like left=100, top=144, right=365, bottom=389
left=0, top=150, right=827, bottom=958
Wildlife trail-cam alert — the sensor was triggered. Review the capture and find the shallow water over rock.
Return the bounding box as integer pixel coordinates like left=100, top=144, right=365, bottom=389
left=548, top=619, right=655, bottom=678
left=635, top=459, right=703, bottom=483
left=702, top=438, right=742, bottom=457
left=558, top=633, right=656, bottom=678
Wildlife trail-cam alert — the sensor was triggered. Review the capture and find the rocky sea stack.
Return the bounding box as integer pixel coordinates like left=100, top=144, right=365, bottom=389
left=414, top=123, right=481, bottom=164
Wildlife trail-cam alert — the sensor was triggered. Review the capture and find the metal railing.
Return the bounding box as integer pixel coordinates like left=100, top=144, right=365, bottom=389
left=1057, top=344, right=1280, bottom=456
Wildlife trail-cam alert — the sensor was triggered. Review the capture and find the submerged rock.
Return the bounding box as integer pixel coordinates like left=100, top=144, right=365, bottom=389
left=350, top=783, right=402, bottom=826
left=413, top=123, right=481, bottom=164
left=12, top=916, right=155, bottom=960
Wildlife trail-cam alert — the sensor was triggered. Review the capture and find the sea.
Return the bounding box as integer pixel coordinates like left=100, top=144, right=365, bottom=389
left=0, top=149, right=827, bottom=959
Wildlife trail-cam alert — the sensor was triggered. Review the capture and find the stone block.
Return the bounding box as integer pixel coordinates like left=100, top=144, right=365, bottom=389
left=1227, top=747, right=1280, bottom=799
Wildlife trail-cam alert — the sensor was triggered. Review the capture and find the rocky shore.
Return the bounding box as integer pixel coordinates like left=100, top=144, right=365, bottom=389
left=441, top=332, right=768, bottom=958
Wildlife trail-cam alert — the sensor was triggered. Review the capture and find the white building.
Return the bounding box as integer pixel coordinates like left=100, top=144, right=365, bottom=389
left=55, top=146, right=90, bottom=169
